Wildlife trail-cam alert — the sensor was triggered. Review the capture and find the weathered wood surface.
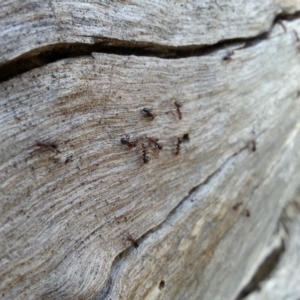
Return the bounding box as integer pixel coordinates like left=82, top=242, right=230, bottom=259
left=245, top=199, right=300, bottom=300
left=1, top=2, right=300, bottom=300
left=1, top=0, right=300, bottom=65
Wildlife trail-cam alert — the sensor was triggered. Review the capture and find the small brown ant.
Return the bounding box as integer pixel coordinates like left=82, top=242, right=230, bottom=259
left=141, top=107, right=155, bottom=120
left=247, top=140, right=256, bottom=152
left=232, top=202, right=243, bottom=210
left=175, top=137, right=183, bottom=155
left=126, top=234, right=139, bottom=248
left=34, top=141, right=60, bottom=153
left=174, top=101, right=182, bottom=120
left=64, top=155, right=73, bottom=164
left=243, top=209, right=250, bottom=217
left=223, top=50, right=234, bottom=61
left=120, top=135, right=137, bottom=148
left=141, top=143, right=150, bottom=163
left=147, top=137, right=163, bottom=150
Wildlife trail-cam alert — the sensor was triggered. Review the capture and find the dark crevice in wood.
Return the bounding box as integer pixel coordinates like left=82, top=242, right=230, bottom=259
left=236, top=239, right=285, bottom=300
left=1, top=11, right=299, bottom=84
left=236, top=198, right=300, bottom=299
left=276, top=10, right=300, bottom=20
left=0, top=34, right=265, bottom=84
left=96, top=126, right=271, bottom=298
left=96, top=142, right=255, bottom=299
left=189, top=145, right=249, bottom=195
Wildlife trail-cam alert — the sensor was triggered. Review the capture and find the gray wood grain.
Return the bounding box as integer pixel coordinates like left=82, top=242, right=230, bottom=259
left=1, top=16, right=300, bottom=298
left=245, top=200, right=300, bottom=300
left=1, top=0, right=299, bottom=64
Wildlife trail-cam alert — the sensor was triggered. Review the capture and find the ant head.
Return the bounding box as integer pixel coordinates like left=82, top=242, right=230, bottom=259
left=157, top=143, right=163, bottom=150
left=121, top=135, right=130, bottom=142
left=142, top=107, right=152, bottom=113
left=174, top=101, right=182, bottom=108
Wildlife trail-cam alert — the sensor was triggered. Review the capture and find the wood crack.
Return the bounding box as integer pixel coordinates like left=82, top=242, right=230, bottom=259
left=95, top=124, right=275, bottom=299
left=96, top=140, right=256, bottom=300
left=236, top=231, right=285, bottom=299
left=0, top=13, right=299, bottom=84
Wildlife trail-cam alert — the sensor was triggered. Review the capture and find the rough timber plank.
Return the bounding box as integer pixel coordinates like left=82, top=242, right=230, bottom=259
left=1, top=19, right=300, bottom=300
left=106, top=120, right=300, bottom=300
left=279, top=0, right=300, bottom=14
left=245, top=200, right=300, bottom=300
left=0, top=0, right=299, bottom=65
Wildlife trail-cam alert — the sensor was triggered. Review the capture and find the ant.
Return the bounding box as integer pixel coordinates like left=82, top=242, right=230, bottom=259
left=141, top=143, right=150, bottom=163
left=34, top=141, right=60, bottom=153
left=174, top=101, right=182, bottom=120
left=120, top=135, right=137, bottom=148
left=64, top=155, right=73, bottom=164
left=175, top=137, right=183, bottom=155
left=247, top=140, right=256, bottom=152
left=223, top=50, right=234, bottom=62
left=141, top=107, right=155, bottom=120
left=147, top=137, right=163, bottom=150
left=243, top=209, right=250, bottom=217
left=232, top=202, right=243, bottom=210
left=126, top=234, right=139, bottom=248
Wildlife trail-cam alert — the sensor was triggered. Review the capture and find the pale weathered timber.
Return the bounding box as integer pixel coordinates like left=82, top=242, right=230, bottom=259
left=106, top=121, right=300, bottom=300
left=279, top=0, right=300, bottom=14
left=1, top=15, right=300, bottom=299
left=245, top=199, right=300, bottom=300
left=0, top=0, right=300, bottom=65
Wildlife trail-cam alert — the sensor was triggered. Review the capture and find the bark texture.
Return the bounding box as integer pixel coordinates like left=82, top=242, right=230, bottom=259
left=1, top=1, right=300, bottom=299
